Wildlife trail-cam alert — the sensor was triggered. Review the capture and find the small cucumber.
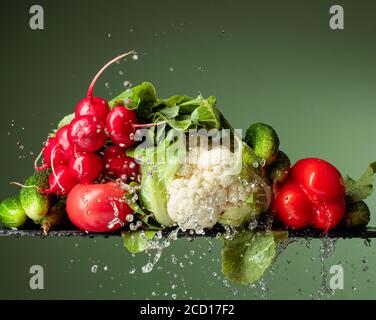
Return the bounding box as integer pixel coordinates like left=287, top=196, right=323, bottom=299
left=20, top=170, right=51, bottom=222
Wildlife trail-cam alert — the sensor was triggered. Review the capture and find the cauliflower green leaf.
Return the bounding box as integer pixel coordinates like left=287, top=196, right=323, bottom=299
left=221, top=231, right=276, bottom=285
left=123, top=230, right=158, bottom=254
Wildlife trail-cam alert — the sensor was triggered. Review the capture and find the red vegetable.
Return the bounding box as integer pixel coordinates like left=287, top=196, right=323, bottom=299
left=67, top=115, right=107, bottom=152
left=274, top=158, right=345, bottom=232
left=69, top=152, right=103, bottom=184
left=55, top=125, right=74, bottom=161
left=35, top=137, right=66, bottom=171
left=102, top=146, right=139, bottom=181
left=106, top=106, right=138, bottom=148
left=274, top=181, right=312, bottom=229
left=75, top=52, right=136, bottom=124
left=66, top=182, right=133, bottom=232
left=43, top=165, right=79, bottom=196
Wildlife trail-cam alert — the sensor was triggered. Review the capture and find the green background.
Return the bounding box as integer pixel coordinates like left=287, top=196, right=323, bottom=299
left=0, top=0, right=375, bottom=299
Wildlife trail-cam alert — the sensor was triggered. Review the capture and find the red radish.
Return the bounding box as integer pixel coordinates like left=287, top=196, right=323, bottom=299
left=43, top=165, right=78, bottom=196
left=66, top=182, right=133, bottom=232
left=35, top=137, right=66, bottom=171
left=106, top=106, right=138, bottom=148
left=69, top=152, right=103, bottom=184
left=103, top=146, right=139, bottom=181
left=55, top=125, right=74, bottom=160
left=75, top=97, right=109, bottom=124
left=102, top=145, right=126, bottom=160
left=68, top=115, right=107, bottom=152
left=75, top=52, right=136, bottom=123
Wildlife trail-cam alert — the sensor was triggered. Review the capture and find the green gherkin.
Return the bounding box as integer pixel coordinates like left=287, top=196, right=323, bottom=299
left=20, top=170, right=51, bottom=222
left=268, top=151, right=291, bottom=183
left=245, top=123, right=280, bottom=165
left=0, top=196, right=28, bottom=228
left=344, top=201, right=370, bottom=228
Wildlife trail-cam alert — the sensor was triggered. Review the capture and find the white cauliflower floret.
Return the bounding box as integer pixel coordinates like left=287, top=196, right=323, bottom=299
left=167, top=145, right=264, bottom=233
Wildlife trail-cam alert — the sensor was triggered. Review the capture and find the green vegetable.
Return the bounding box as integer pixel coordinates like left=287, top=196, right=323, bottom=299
left=108, top=82, right=157, bottom=114
left=218, top=205, right=256, bottom=227
left=123, top=182, right=146, bottom=215
left=20, top=170, right=51, bottom=222
left=151, top=95, right=221, bottom=131
left=241, top=141, right=260, bottom=176
left=267, top=151, right=291, bottom=183
left=57, top=113, right=75, bottom=129
left=0, top=196, right=28, bottom=228
left=219, top=141, right=271, bottom=227
left=221, top=231, right=276, bottom=285
left=245, top=123, right=279, bottom=165
left=344, top=201, right=370, bottom=228
left=40, top=199, right=66, bottom=235
left=344, top=162, right=376, bottom=203
left=123, top=230, right=158, bottom=254
left=135, top=130, right=180, bottom=226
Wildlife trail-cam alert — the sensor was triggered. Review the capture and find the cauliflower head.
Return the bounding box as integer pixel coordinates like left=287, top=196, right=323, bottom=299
left=166, top=145, right=270, bottom=233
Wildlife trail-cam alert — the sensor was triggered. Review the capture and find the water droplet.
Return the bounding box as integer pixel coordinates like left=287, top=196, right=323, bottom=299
left=169, top=67, right=174, bottom=72
left=129, top=268, right=136, bottom=275
left=103, top=266, right=108, bottom=271
left=132, top=54, right=139, bottom=61
left=107, top=33, right=111, bottom=38
left=123, top=80, right=132, bottom=89
left=198, top=66, right=204, bottom=72
left=126, top=214, right=134, bottom=222
left=91, top=265, right=98, bottom=273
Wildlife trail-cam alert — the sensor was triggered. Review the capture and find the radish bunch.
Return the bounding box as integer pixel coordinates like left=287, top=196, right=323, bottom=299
left=35, top=52, right=140, bottom=196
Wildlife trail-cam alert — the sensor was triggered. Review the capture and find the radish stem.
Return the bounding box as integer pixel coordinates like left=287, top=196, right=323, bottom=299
left=87, top=51, right=137, bottom=98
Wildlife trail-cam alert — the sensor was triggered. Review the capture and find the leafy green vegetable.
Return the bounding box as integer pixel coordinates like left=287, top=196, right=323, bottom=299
left=135, top=131, right=181, bottom=226
left=245, top=123, right=279, bottom=165
left=57, top=113, right=75, bottom=129
left=108, top=82, right=157, bottom=117
left=123, top=230, right=158, bottom=254
left=218, top=205, right=256, bottom=227
left=20, top=170, right=51, bottom=222
left=241, top=141, right=260, bottom=176
left=344, top=162, right=376, bottom=202
left=218, top=141, right=270, bottom=227
left=221, top=231, right=276, bottom=285
left=344, top=201, right=370, bottom=228
left=123, top=182, right=146, bottom=216
left=0, top=196, right=28, bottom=228
left=151, top=95, right=221, bottom=131
left=188, top=96, right=221, bottom=130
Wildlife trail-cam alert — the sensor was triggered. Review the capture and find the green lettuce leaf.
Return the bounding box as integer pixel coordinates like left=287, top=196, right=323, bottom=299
left=221, top=231, right=276, bottom=285
left=344, top=162, right=376, bottom=202
left=108, top=82, right=157, bottom=121
left=123, top=230, right=158, bottom=254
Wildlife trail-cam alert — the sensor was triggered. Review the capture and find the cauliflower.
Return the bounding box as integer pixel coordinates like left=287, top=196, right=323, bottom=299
left=166, top=145, right=270, bottom=233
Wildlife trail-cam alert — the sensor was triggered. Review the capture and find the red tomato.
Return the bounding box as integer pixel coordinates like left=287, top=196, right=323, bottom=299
left=290, top=158, right=345, bottom=202
left=312, top=199, right=345, bottom=232
left=274, top=181, right=312, bottom=229
left=66, top=182, right=133, bottom=232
